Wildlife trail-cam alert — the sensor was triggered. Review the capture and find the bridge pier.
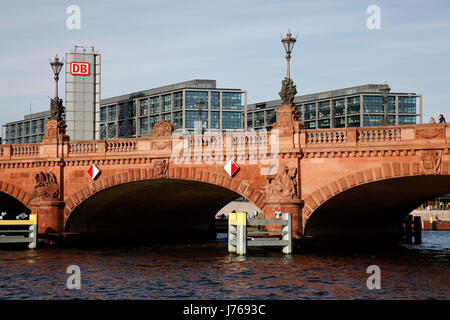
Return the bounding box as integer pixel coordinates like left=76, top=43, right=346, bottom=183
left=30, top=200, right=65, bottom=235
left=263, top=199, right=304, bottom=240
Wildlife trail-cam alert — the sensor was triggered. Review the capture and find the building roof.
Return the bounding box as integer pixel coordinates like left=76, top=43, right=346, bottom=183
left=247, top=84, right=418, bottom=111
left=100, top=79, right=243, bottom=105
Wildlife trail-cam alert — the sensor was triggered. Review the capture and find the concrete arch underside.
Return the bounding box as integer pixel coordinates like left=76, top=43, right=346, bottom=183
left=63, top=168, right=265, bottom=238
left=303, top=174, right=450, bottom=239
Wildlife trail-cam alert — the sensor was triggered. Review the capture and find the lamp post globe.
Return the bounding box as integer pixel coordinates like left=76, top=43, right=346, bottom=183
left=281, top=30, right=297, bottom=79
left=50, top=55, right=64, bottom=99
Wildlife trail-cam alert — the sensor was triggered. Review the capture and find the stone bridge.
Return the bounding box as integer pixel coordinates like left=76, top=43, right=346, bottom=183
left=1, top=104, right=449, bottom=242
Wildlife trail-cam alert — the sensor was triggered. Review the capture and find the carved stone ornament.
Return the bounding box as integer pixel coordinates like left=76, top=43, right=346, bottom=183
left=50, top=97, right=65, bottom=121
left=272, top=104, right=303, bottom=132
left=266, top=164, right=298, bottom=200
left=278, top=77, right=297, bottom=106
left=30, top=171, right=60, bottom=200
left=152, top=159, right=168, bottom=178
left=420, top=150, right=441, bottom=175
left=152, top=120, right=175, bottom=137
left=416, top=127, right=444, bottom=139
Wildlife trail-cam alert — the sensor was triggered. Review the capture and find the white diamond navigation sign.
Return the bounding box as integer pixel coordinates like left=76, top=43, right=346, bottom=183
left=224, top=159, right=239, bottom=177
left=87, top=164, right=100, bottom=180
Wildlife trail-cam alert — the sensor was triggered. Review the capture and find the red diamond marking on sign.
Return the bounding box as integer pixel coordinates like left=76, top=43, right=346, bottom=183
left=224, top=159, right=239, bottom=177
left=87, top=164, right=100, bottom=180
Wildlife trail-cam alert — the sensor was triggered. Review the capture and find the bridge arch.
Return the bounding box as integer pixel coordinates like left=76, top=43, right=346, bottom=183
left=63, top=166, right=266, bottom=236
left=302, top=160, right=450, bottom=239
left=0, top=180, right=32, bottom=209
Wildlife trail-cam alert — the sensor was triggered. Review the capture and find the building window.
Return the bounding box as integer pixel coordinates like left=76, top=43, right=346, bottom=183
left=304, top=103, right=316, bottom=120
left=334, top=117, right=345, bottom=128
left=100, top=107, right=107, bottom=122
left=173, top=92, right=183, bottom=111
left=305, top=121, right=316, bottom=129
left=150, top=115, right=160, bottom=131
left=363, top=96, right=384, bottom=113
left=108, top=106, right=117, bottom=121
left=23, top=137, right=30, bottom=143
left=211, top=92, right=220, bottom=109
left=254, top=111, right=264, bottom=127
left=318, top=101, right=330, bottom=118
left=17, top=123, right=23, bottom=137
left=100, top=124, right=106, bottom=139
left=222, top=92, right=242, bottom=110
left=363, top=114, right=383, bottom=127
left=31, top=120, right=37, bottom=135
left=318, top=119, right=330, bottom=128
left=119, top=102, right=136, bottom=120
left=347, top=115, right=360, bottom=127
left=211, top=111, right=220, bottom=129
left=140, top=99, right=148, bottom=116
left=38, top=119, right=45, bottom=134
left=162, top=94, right=171, bottom=112
left=162, top=113, right=171, bottom=122
left=139, top=117, right=149, bottom=135
left=173, top=111, right=182, bottom=129
left=247, top=113, right=253, bottom=128
left=107, top=123, right=116, bottom=138
left=333, top=99, right=345, bottom=117
left=266, top=109, right=277, bottom=125
left=398, top=115, right=416, bottom=124
left=347, top=97, right=360, bottom=114
left=150, top=96, right=160, bottom=114
left=398, top=96, right=416, bottom=114
left=222, top=112, right=241, bottom=129
left=186, top=91, right=208, bottom=109
left=24, top=122, right=30, bottom=135
left=388, top=96, right=395, bottom=113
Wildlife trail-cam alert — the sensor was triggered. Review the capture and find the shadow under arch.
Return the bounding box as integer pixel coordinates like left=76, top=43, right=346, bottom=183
left=0, top=181, right=32, bottom=218
left=303, top=174, right=450, bottom=239
left=63, top=168, right=266, bottom=240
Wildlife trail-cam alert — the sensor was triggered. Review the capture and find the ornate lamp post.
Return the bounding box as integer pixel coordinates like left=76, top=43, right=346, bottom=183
left=281, top=30, right=297, bottom=80
left=50, top=55, right=63, bottom=99
left=197, top=98, right=205, bottom=134
left=49, top=55, right=65, bottom=121
left=279, top=30, right=298, bottom=107
left=380, top=83, right=391, bottom=126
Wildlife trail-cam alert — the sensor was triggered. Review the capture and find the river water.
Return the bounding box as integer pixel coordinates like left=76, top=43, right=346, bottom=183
left=0, top=231, right=448, bottom=300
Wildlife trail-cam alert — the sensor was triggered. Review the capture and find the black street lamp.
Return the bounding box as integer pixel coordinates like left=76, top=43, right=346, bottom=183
left=49, top=55, right=64, bottom=121
left=197, top=98, right=205, bottom=134
left=50, top=55, right=64, bottom=99
left=380, top=83, right=391, bottom=126
left=281, top=30, right=297, bottom=80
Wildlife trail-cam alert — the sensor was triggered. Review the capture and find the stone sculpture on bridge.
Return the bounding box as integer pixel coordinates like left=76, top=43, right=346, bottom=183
left=30, top=171, right=60, bottom=200
left=266, top=164, right=298, bottom=200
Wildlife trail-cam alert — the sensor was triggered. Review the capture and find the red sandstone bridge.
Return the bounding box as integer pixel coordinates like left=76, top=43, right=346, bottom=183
left=1, top=104, right=449, bottom=243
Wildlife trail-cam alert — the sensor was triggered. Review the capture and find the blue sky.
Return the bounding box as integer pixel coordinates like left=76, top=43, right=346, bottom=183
left=1, top=0, right=449, bottom=131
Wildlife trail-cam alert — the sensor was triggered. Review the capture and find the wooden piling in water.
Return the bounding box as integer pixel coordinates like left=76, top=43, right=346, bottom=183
left=414, top=216, right=422, bottom=245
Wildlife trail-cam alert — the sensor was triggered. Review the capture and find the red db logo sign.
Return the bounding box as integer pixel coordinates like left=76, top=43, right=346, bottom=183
left=70, top=62, right=90, bottom=75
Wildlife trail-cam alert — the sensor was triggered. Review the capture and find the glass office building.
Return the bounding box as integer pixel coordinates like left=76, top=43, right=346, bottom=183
left=1, top=111, right=52, bottom=144
left=99, top=79, right=246, bottom=139
left=246, top=84, right=422, bottom=131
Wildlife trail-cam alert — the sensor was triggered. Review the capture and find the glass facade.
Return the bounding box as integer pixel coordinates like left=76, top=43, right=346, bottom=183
left=222, top=92, right=242, bottom=110
left=186, top=91, right=208, bottom=109
left=398, top=96, right=416, bottom=113
left=222, top=112, right=241, bottom=129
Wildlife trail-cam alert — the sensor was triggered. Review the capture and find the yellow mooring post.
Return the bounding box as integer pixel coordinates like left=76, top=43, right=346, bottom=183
left=228, top=212, right=237, bottom=253
left=236, top=212, right=247, bottom=255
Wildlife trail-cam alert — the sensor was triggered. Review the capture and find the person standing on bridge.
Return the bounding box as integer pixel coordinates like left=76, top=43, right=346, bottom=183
left=429, top=117, right=436, bottom=124
left=439, top=114, right=446, bottom=123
